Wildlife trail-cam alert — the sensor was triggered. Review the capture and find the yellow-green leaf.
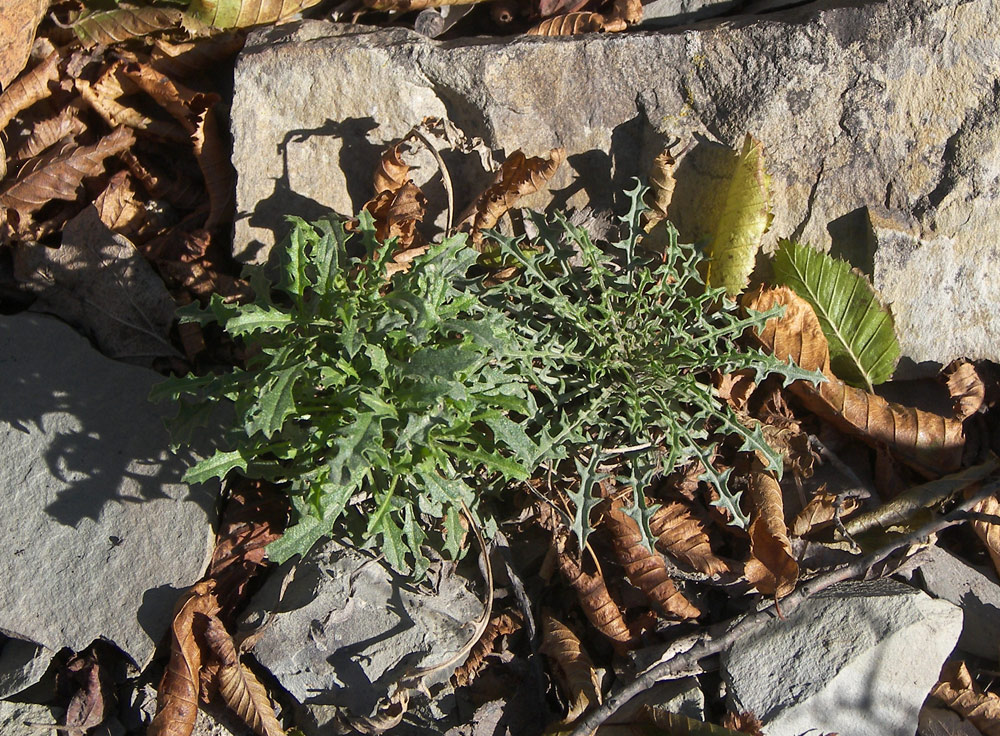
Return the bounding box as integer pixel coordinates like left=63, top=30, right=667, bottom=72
left=184, top=0, right=322, bottom=30
left=705, top=134, right=772, bottom=298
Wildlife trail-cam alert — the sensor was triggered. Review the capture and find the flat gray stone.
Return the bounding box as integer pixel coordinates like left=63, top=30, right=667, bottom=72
left=247, top=539, right=483, bottom=719
left=0, top=314, right=216, bottom=666
left=915, top=544, right=1000, bottom=660
left=231, top=0, right=1000, bottom=374
left=0, top=701, right=62, bottom=736
left=722, top=579, right=961, bottom=736
left=0, top=637, right=53, bottom=699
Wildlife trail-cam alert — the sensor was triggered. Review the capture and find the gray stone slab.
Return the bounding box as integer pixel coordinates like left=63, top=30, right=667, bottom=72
left=916, top=544, right=1000, bottom=661
left=0, top=701, right=62, bottom=736
left=247, top=539, right=483, bottom=719
left=231, top=0, right=1000, bottom=374
left=0, top=637, right=53, bottom=700
left=722, top=579, right=961, bottom=736
left=0, top=314, right=217, bottom=666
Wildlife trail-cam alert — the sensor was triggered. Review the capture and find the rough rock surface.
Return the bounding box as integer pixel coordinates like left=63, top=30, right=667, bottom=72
left=0, top=314, right=216, bottom=667
left=246, top=539, right=483, bottom=722
left=232, top=0, right=1000, bottom=374
left=914, top=544, right=1000, bottom=661
left=721, top=579, right=961, bottom=736
left=0, top=637, right=52, bottom=700
left=0, top=700, right=62, bottom=736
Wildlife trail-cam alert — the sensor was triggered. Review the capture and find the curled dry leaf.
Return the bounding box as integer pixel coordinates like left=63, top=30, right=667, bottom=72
left=649, top=501, right=729, bottom=576
left=744, top=285, right=964, bottom=476
left=609, top=0, right=643, bottom=25
left=743, top=465, right=798, bottom=598
left=540, top=611, right=602, bottom=724
left=0, top=126, right=135, bottom=221
left=373, top=141, right=411, bottom=196
left=759, top=420, right=815, bottom=478
left=0, top=49, right=59, bottom=132
left=931, top=661, right=1000, bottom=736
left=71, top=6, right=183, bottom=47
left=202, top=615, right=285, bottom=736
left=365, top=0, right=492, bottom=10
left=150, top=34, right=247, bottom=78
left=13, top=105, right=87, bottom=162
left=120, top=148, right=206, bottom=212
left=602, top=501, right=700, bottom=619
left=640, top=707, right=759, bottom=736
left=94, top=170, right=148, bottom=239
left=452, top=610, right=523, bottom=687
left=365, top=181, right=427, bottom=249
left=120, top=62, right=213, bottom=133
left=970, top=491, right=1000, bottom=579
left=715, top=370, right=756, bottom=412
left=185, top=0, right=323, bottom=29
left=721, top=710, right=766, bottom=735
left=191, top=98, right=235, bottom=229
left=556, top=542, right=634, bottom=650
left=526, top=12, right=606, bottom=36
left=644, top=144, right=681, bottom=228
left=149, top=580, right=220, bottom=736
left=460, top=147, right=565, bottom=244
left=790, top=492, right=860, bottom=537
left=945, top=360, right=985, bottom=420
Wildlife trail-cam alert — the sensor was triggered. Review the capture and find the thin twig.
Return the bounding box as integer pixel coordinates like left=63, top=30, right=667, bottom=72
left=569, top=477, right=1000, bottom=736
left=409, top=126, right=454, bottom=235
left=809, top=434, right=873, bottom=501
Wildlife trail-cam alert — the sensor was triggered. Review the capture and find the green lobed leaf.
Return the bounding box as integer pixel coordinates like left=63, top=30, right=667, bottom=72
left=183, top=448, right=247, bottom=484
left=773, top=238, right=900, bottom=391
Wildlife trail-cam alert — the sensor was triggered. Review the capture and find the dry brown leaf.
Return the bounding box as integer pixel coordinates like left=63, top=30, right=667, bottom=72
left=714, top=370, right=756, bottom=412
left=602, top=500, right=700, bottom=619
left=206, top=480, right=287, bottom=617
left=202, top=615, right=285, bottom=736
left=790, top=492, right=860, bottom=537
left=0, top=0, right=48, bottom=89
left=94, top=170, right=148, bottom=238
left=452, top=610, right=523, bottom=687
left=460, top=147, right=565, bottom=244
left=12, top=106, right=88, bottom=162
left=610, top=0, right=643, bottom=24
left=149, top=580, right=220, bottom=736
left=931, top=661, right=1000, bottom=736
left=150, top=35, right=247, bottom=78
left=538, top=0, right=590, bottom=15
left=190, top=98, right=235, bottom=229
left=0, top=49, right=60, bottom=132
left=526, top=12, right=606, bottom=36
left=970, top=491, right=1000, bottom=579
left=120, top=148, right=206, bottom=212
left=0, top=126, right=135, bottom=221
left=540, top=611, right=602, bottom=723
left=745, top=285, right=964, bottom=476
left=945, top=360, right=986, bottom=420
left=759, top=419, right=815, bottom=478
left=649, top=500, right=730, bottom=576
left=373, top=141, right=411, bottom=196
left=722, top=711, right=765, bottom=735
left=120, top=62, right=213, bottom=133
left=76, top=76, right=190, bottom=144
left=365, top=181, right=427, bottom=249
left=61, top=648, right=115, bottom=736
left=743, top=466, right=798, bottom=598
left=71, top=5, right=183, bottom=47
left=556, top=542, right=633, bottom=650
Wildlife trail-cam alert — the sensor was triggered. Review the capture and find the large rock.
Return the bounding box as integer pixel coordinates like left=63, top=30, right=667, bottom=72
left=721, top=579, right=961, bottom=736
left=231, top=0, right=1000, bottom=374
left=0, top=637, right=52, bottom=699
left=246, top=539, right=483, bottom=723
left=0, top=314, right=216, bottom=667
